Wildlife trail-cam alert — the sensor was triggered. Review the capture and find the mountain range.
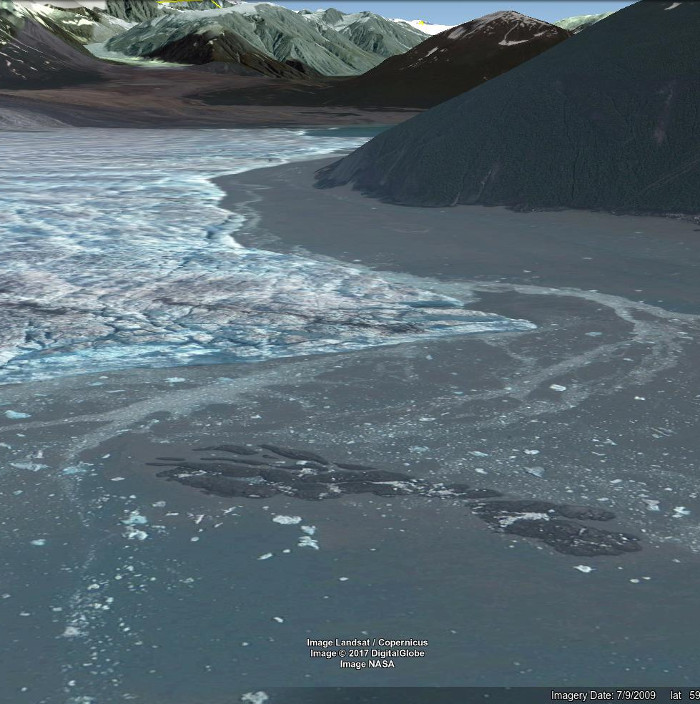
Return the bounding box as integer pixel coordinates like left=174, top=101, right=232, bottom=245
left=309, top=11, right=571, bottom=108
left=104, top=2, right=428, bottom=76
left=198, top=11, right=571, bottom=109
left=315, top=0, right=700, bottom=216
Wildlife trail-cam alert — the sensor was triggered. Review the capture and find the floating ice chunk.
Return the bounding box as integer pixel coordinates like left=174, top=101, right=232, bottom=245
left=634, top=396, right=646, bottom=401
left=30, top=538, right=46, bottom=546
left=474, top=467, right=487, bottom=474
left=61, top=626, right=84, bottom=638
left=241, top=693, right=269, bottom=704
left=111, top=477, right=125, bottom=481
left=61, top=462, right=92, bottom=476
left=165, top=377, right=186, bottom=383
left=549, top=384, right=567, bottom=392
left=338, top=577, right=349, bottom=581
left=665, top=2, right=681, bottom=9
left=573, top=565, right=594, bottom=573
left=4, top=410, right=30, bottom=419
left=124, top=526, right=148, bottom=540
left=642, top=499, right=660, bottom=512
left=470, top=451, right=489, bottom=457
left=122, top=511, right=148, bottom=526
left=272, top=616, right=284, bottom=623
left=629, top=578, right=640, bottom=584
left=258, top=553, right=273, bottom=560
left=272, top=515, right=302, bottom=525
left=524, top=449, right=540, bottom=455
left=672, top=506, right=690, bottom=518
left=524, top=466, right=545, bottom=478
left=301, top=525, right=316, bottom=535
left=11, top=461, right=48, bottom=472
left=298, top=536, right=319, bottom=550
left=585, top=331, right=603, bottom=337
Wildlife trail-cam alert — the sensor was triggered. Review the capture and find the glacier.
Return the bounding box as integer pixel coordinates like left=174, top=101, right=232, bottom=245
left=0, top=128, right=534, bottom=384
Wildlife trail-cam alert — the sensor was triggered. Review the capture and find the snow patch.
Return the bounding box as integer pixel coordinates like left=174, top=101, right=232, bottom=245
left=498, top=511, right=551, bottom=528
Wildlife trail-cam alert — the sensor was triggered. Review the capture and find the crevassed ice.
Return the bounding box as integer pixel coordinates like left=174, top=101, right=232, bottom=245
left=0, top=128, right=534, bottom=384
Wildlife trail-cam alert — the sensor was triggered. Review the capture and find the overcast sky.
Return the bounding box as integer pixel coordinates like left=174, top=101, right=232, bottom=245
left=34, top=0, right=636, bottom=25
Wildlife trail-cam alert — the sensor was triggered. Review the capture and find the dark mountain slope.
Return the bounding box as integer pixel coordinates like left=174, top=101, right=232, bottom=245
left=315, top=1, right=700, bottom=216
left=0, top=2, right=106, bottom=88
left=144, top=27, right=313, bottom=78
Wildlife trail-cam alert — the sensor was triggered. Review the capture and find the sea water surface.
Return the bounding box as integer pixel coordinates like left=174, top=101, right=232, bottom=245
left=0, top=128, right=533, bottom=385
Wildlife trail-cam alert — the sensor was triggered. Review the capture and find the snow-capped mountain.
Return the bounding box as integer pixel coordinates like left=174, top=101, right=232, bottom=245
left=104, top=2, right=425, bottom=76
left=555, top=11, right=615, bottom=33
left=392, top=18, right=456, bottom=36
left=0, top=0, right=107, bottom=88
left=307, top=11, right=571, bottom=108
left=315, top=1, right=700, bottom=215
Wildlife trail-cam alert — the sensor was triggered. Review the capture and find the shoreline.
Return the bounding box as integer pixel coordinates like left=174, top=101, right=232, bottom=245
left=215, top=157, right=700, bottom=314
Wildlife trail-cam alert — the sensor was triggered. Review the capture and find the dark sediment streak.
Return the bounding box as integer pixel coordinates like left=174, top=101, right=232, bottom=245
left=147, top=443, right=642, bottom=557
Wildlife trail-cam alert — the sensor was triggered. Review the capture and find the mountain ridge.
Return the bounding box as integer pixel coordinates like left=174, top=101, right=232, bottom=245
left=314, top=1, right=700, bottom=216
